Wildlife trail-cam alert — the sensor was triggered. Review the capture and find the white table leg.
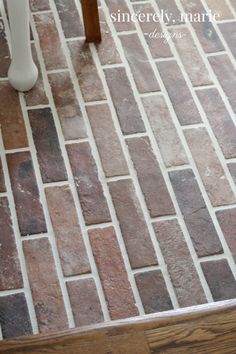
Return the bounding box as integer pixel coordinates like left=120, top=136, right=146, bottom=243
left=7, top=0, right=38, bottom=91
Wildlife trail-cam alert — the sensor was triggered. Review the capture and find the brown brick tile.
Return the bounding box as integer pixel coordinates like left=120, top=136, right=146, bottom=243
left=155, top=0, right=183, bottom=25
left=217, top=208, right=236, bottom=264
left=133, top=3, right=172, bottom=59
left=30, top=0, right=50, bottom=12
left=157, top=60, right=202, bottom=125
left=67, top=279, right=104, bottom=326
left=0, top=82, right=28, bottom=150
left=54, top=0, right=83, bottom=38
left=169, top=169, right=223, bottom=257
left=170, top=27, right=212, bottom=87
left=104, top=0, right=135, bottom=32
left=120, top=33, right=160, bottom=93
left=135, top=270, right=173, bottom=314
left=0, top=197, right=23, bottom=290
left=104, top=67, right=145, bottom=134
left=0, top=293, right=32, bottom=339
left=228, top=163, right=236, bottom=185
left=185, top=128, right=235, bottom=206
left=7, top=152, right=47, bottom=236
left=0, top=158, right=6, bottom=192
left=23, top=237, right=68, bottom=333
left=89, top=227, right=139, bottom=320
left=66, top=142, right=111, bottom=225
left=218, top=22, right=236, bottom=59
left=109, top=179, right=157, bottom=268
left=28, top=108, right=67, bottom=183
left=0, top=19, right=10, bottom=77
left=34, top=12, right=67, bottom=70
left=142, top=95, right=188, bottom=167
left=197, top=88, right=236, bottom=159
left=127, top=137, right=175, bottom=217
left=48, top=72, right=87, bottom=140
left=86, top=104, right=128, bottom=177
left=205, top=0, right=233, bottom=20
left=68, top=40, right=106, bottom=102
left=45, top=186, right=90, bottom=276
left=201, top=259, right=236, bottom=301
left=153, top=220, right=206, bottom=307
left=209, top=54, right=236, bottom=114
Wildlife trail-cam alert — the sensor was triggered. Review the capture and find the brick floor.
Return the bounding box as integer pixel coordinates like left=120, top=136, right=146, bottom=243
left=0, top=0, right=236, bottom=339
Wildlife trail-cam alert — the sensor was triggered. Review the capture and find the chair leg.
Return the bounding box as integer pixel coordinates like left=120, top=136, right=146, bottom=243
left=81, top=0, right=101, bottom=43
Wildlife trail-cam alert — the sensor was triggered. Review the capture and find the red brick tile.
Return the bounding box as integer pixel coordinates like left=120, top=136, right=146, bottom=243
left=155, top=0, right=183, bottom=25
left=209, top=54, right=236, bottom=114
left=170, top=27, right=212, bottom=87
left=104, top=67, right=145, bottom=134
left=127, top=137, right=175, bottom=217
left=0, top=293, right=32, bottom=339
left=48, top=72, right=87, bottom=140
left=86, top=104, right=128, bottom=177
left=169, top=169, right=223, bottom=257
left=0, top=82, right=28, bottom=150
left=197, top=88, right=236, bottom=159
left=54, top=0, right=84, bottom=38
left=28, top=108, right=67, bottom=183
left=89, top=227, right=139, bottom=319
left=109, top=179, right=157, bottom=268
left=157, top=60, right=202, bottom=125
left=217, top=208, right=236, bottom=264
left=45, top=186, right=90, bottom=276
left=104, top=0, right=135, bottom=32
left=120, top=33, right=160, bottom=93
left=218, top=22, right=236, bottom=59
left=0, top=197, right=23, bottom=290
left=201, top=259, right=236, bottom=301
left=67, top=279, right=104, bottom=326
left=153, top=220, right=206, bottom=306
left=68, top=40, right=106, bottom=102
left=7, top=152, right=47, bottom=236
left=34, top=12, right=67, bottom=70
left=0, top=158, right=6, bottom=192
left=30, top=0, right=50, bottom=11
left=142, top=95, right=188, bottom=167
left=205, top=0, right=233, bottom=20
left=23, top=238, right=68, bottom=333
left=185, top=128, right=235, bottom=206
left=0, top=19, right=10, bottom=77
left=135, top=270, right=173, bottom=314
left=66, top=142, right=111, bottom=225
left=133, top=3, right=172, bottom=59
left=228, top=163, right=236, bottom=185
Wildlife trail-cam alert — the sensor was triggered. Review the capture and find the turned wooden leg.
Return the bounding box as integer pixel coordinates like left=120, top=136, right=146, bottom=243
left=7, top=0, right=38, bottom=91
left=81, top=0, right=101, bottom=43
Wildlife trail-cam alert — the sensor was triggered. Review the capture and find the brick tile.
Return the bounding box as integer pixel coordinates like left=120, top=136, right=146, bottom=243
left=54, top=0, right=83, bottom=38
left=0, top=158, right=6, bottom=192
left=197, top=88, right=236, bottom=159
left=180, top=0, right=224, bottom=53
left=120, top=33, right=160, bottom=93
left=29, top=108, right=67, bottom=183
left=104, top=0, right=135, bottom=32
left=0, top=197, right=23, bottom=290
left=205, top=0, right=233, bottom=20
left=133, top=3, right=172, bottom=59
left=0, top=82, right=28, bottom=150
left=49, top=72, right=87, bottom=140
left=218, top=22, right=236, bottom=59
left=0, top=19, right=10, bottom=77
left=170, top=27, right=212, bottom=86
left=228, top=163, right=236, bottom=185
left=127, top=137, right=175, bottom=217
left=104, top=67, right=145, bottom=134
left=153, top=220, right=206, bottom=306
left=89, top=227, right=139, bottom=320
left=109, top=179, right=157, bottom=268
left=34, top=12, right=67, bottom=70
left=68, top=40, right=106, bottom=102
left=155, top=0, right=183, bottom=25
left=169, top=169, right=222, bottom=257
left=217, top=208, right=236, bottom=264
left=135, top=270, right=173, bottom=314
left=66, top=142, right=111, bottom=225
left=201, top=260, right=236, bottom=301
left=96, top=9, right=121, bottom=65
left=209, top=55, right=236, bottom=114
left=30, top=0, right=50, bottom=11
left=0, top=293, right=32, bottom=339
left=23, top=238, right=68, bottom=333
left=86, top=104, right=128, bottom=177
left=157, top=60, right=202, bottom=125
left=67, top=279, right=104, bottom=326
left=142, top=95, right=188, bottom=167
left=45, top=186, right=90, bottom=276
left=7, top=152, right=47, bottom=236
left=185, top=128, right=235, bottom=206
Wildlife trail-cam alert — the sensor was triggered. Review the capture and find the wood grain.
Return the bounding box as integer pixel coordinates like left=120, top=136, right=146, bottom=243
left=81, top=0, right=101, bottom=43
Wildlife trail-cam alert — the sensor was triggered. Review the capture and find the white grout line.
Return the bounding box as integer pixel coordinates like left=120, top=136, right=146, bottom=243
left=199, top=254, right=228, bottom=263
left=132, top=265, right=161, bottom=275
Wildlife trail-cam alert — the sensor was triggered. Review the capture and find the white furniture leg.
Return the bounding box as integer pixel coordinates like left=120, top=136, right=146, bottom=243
left=7, top=0, right=38, bottom=91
